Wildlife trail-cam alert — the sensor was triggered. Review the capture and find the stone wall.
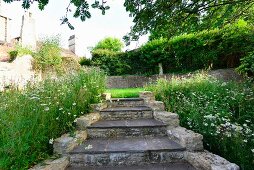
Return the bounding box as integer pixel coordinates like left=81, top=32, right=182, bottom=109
left=106, top=69, right=243, bottom=89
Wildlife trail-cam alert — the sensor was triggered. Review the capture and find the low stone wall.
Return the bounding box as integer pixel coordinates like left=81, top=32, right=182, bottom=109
left=106, top=69, right=243, bottom=89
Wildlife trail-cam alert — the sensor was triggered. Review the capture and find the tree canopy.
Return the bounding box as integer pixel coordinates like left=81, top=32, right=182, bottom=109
left=92, top=37, right=124, bottom=52
left=4, top=0, right=254, bottom=42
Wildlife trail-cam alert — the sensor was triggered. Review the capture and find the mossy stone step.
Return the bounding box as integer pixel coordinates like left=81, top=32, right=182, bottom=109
left=100, top=106, right=153, bottom=120
left=67, top=162, right=196, bottom=170
left=107, top=98, right=145, bottom=107
left=69, top=137, right=186, bottom=167
left=87, top=119, right=167, bottom=138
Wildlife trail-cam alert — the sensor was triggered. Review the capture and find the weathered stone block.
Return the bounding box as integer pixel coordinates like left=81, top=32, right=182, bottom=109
left=184, top=151, right=240, bottom=170
left=102, top=93, right=111, bottom=100
left=91, top=102, right=107, bottom=112
left=75, top=113, right=100, bottom=130
left=148, top=101, right=165, bottom=111
left=53, top=131, right=87, bottom=155
left=29, top=156, right=69, bottom=170
left=139, top=91, right=155, bottom=102
left=154, top=111, right=179, bottom=127
left=167, top=127, right=203, bottom=151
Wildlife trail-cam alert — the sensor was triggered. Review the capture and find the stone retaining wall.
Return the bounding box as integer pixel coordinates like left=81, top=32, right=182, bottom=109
left=106, top=69, right=243, bottom=89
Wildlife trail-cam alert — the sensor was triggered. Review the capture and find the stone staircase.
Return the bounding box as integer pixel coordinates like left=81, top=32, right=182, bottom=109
left=67, top=94, right=195, bottom=169
left=32, top=91, right=239, bottom=170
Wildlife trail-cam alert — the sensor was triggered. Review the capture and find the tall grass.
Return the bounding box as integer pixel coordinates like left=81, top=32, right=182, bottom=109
left=146, top=72, right=254, bottom=170
left=0, top=69, right=105, bottom=170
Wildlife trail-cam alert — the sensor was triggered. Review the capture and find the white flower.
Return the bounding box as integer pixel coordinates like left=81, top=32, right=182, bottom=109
left=74, top=119, right=77, bottom=123
left=74, top=115, right=77, bottom=117
left=203, top=123, right=208, bottom=126
left=40, top=103, right=47, bottom=106
left=44, top=107, right=49, bottom=111
left=72, top=103, right=77, bottom=106
left=68, top=112, right=71, bottom=115
left=56, top=117, right=59, bottom=120
left=49, top=138, right=54, bottom=144
left=59, top=108, right=63, bottom=111
left=243, top=139, right=248, bottom=143
left=251, top=149, right=254, bottom=153
left=84, top=144, right=93, bottom=150
left=245, top=120, right=251, bottom=123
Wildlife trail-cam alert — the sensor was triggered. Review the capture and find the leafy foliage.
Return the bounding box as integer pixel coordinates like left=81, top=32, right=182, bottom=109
left=79, top=57, right=91, bottom=66
left=8, top=50, right=18, bottom=62
left=4, top=0, right=254, bottom=42
left=146, top=73, right=254, bottom=170
left=92, top=37, right=124, bottom=52
left=0, top=69, right=105, bottom=170
left=91, top=49, right=130, bottom=75
left=33, top=36, right=62, bottom=71
left=237, top=52, right=254, bottom=77
left=91, top=22, right=254, bottom=76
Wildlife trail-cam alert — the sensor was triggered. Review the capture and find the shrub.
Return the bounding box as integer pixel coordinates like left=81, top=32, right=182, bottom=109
left=0, top=68, right=105, bottom=169
left=237, top=52, right=254, bottom=77
left=91, top=49, right=130, bottom=75
left=33, top=37, right=62, bottom=71
left=146, top=73, right=254, bottom=170
left=8, top=50, right=18, bottom=62
left=92, top=37, right=124, bottom=52
left=79, top=57, right=92, bottom=66
left=15, top=45, right=34, bottom=56
left=91, top=21, right=254, bottom=75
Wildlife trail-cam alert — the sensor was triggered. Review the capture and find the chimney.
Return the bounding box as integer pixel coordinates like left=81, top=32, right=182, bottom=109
left=68, top=35, right=76, bottom=54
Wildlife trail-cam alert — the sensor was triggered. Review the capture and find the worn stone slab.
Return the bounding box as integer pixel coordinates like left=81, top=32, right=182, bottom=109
left=167, top=127, right=203, bottom=151
left=102, top=106, right=152, bottom=112
left=70, top=137, right=185, bottom=154
left=184, top=151, right=239, bottom=170
left=67, top=162, right=196, bottom=170
left=107, top=98, right=145, bottom=108
left=53, top=131, right=87, bottom=155
left=87, top=126, right=167, bottom=138
left=75, top=113, right=100, bottom=130
left=100, top=106, right=153, bottom=120
left=29, top=157, right=69, bottom=170
left=88, top=119, right=166, bottom=128
left=154, top=111, right=179, bottom=127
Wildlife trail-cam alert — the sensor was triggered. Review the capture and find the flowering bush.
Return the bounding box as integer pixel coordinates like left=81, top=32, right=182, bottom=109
left=146, top=72, right=254, bottom=170
left=0, top=68, right=105, bottom=169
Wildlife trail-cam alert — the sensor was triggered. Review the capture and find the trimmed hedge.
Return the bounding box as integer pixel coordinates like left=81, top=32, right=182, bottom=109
left=89, top=21, right=254, bottom=75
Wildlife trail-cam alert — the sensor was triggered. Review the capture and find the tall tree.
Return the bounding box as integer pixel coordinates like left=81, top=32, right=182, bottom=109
left=4, top=0, right=254, bottom=42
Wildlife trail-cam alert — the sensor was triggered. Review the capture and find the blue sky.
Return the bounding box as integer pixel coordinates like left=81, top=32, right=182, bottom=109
left=2, top=0, right=148, bottom=57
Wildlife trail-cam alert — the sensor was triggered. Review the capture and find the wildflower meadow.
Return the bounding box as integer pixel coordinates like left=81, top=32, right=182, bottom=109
left=147, top=72, right=254, bottom=170
left=0, top=68, right=105, bottom=169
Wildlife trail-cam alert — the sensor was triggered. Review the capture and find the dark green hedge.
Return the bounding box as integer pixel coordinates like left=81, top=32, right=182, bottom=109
left=90, top=21, right=254, bottom=75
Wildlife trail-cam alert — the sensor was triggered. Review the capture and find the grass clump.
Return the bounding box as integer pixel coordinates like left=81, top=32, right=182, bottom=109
left=106, top=88, right=144, bottom=98
left=0, top=68, right=105, bottom=170
left=146, top=72, right=254, bottom=170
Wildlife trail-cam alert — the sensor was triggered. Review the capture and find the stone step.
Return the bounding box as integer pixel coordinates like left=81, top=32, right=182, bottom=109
left=67, top=162, right=196, bottom=170
left=69, top=137, right=186, bottom=167
left=100, top=106, right=153, bottom=120
left=107, top=98, right=145, bottom=108
left=87, top=119, right=167, bottom=138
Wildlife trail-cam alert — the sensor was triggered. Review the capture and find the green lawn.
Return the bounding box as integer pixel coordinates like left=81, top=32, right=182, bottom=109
left=106, top=88, right=144, bottom=98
